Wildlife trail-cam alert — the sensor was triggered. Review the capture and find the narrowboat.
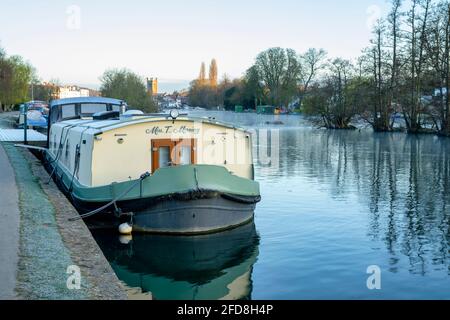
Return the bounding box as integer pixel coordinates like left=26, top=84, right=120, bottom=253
left=44, top=97, right=260, bottom=234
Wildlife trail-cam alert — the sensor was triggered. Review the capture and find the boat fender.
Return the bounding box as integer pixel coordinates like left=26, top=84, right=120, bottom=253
left=119, top=222, right=133, bottom=235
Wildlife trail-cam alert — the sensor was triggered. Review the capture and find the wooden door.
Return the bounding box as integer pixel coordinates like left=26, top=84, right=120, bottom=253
left=151, top=139, right=175, bottom=173
left=173, top=138, right=196, bottom=166
left=151, top=138, right=197, bottom=173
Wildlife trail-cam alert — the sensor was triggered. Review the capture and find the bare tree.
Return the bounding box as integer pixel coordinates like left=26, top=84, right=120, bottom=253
left=298, top=48, right=327, bottom=109
left=387, top=0, right=402, bottom=127
left=428, top=1, right=450, bottom=134
left=402, top=0, right=432, bottom=133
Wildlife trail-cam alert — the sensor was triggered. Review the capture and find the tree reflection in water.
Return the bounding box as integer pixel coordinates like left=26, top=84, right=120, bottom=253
left=257, top=128, right=450, bottom=276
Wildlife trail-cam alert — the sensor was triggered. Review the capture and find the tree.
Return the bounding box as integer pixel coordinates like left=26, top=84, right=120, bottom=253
left=387, top=0, right=402, bottom=129
left=198, top=62, right=207, bottom=86
left=99, top=68, right=157, bottom=113
left=209, top=59, right=218, bottom=87
left=303, top=59, right=360, bottom=129
left=242, top=65, right=264, bottom=108
left=28, top=71, right=57, bottom=102
left=280, top=49, right=302, bottom=107
left=298, top=48, right=327, bottom=109
left=255, top=47, right=285, bottom=106
left=0, top=48, right=33, bottom=111
left=30, top=81, right=59, bottom=102
left=401, top=0, right=432, bottom=133
left=188, top=79, right=216, bottom=108
left=368, top=20, right=392, bottom=131
left=255, top=47, right=301, bottom=107
left=0, top=47, right=13, bottom=111
left=424, top=1, right=450, bottom=134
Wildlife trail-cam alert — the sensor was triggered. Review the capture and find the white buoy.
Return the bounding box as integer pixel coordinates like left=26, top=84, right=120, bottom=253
left=119, top=222, right=133, bottom=235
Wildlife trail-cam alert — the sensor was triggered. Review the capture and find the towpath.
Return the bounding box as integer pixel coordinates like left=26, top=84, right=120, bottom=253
left=0, top=142, right=20, bottom=299
left=0, top=111, right=126, bottom=299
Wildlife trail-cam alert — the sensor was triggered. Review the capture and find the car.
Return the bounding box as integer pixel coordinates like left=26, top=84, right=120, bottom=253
left=18, top=101, right=49, bottom=129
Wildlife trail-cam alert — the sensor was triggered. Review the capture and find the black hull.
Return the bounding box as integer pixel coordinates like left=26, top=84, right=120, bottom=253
left=74, top=191, right=259, bottom=235
left=42, top=153, right=260, bottom=234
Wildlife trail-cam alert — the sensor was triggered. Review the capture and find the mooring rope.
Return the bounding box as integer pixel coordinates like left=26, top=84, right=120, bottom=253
left=68, top=172, right=150, bottom=221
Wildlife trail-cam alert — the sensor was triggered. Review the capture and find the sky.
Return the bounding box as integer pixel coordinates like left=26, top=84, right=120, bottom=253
left=0, top=0, right=391, bottom=92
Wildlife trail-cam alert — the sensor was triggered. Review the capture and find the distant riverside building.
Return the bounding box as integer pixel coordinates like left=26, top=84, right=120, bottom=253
left=58, top=85, right=90, bottom=99
left=31, top=83, right=100, bottom=101
left=146, top=77, right=158, bottom=96
left=56, top=85, right=99, bottom=99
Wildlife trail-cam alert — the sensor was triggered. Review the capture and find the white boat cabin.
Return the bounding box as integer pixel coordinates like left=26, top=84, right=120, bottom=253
left=47, top=97, right=254, bottom=187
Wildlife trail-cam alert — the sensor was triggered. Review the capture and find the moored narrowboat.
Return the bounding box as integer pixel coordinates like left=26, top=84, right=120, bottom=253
left=44, top=97, right=260, bottom=234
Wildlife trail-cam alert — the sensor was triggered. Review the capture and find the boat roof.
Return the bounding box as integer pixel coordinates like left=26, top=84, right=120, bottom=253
left=50, top=97, right=123, bottom=107
left=53, top=115, right=249, bottom=134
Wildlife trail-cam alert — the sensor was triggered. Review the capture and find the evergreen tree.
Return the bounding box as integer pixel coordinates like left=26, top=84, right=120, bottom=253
left=209, top=59, right=218, bottom=87
left=199, top=62, right=206, bottom=85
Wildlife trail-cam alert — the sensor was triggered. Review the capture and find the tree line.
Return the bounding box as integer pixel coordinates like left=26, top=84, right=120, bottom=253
left=303, top=0, right=450, bottom=135
left=188, top=51, right=327, bottom=110
left=0, top=44, right=157, bottom=113
left=0, top=46, right=34, bottom=112
left=99, top=68, right=157, bottom=112
left=189, top=0, right=449, bottom=136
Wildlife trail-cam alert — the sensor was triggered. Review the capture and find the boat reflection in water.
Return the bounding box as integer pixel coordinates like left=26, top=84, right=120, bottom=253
left=92, top=222, right=260, bottom=300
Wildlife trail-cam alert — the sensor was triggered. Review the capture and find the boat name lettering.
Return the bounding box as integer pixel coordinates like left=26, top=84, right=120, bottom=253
left=146, top=126, right=200, bottom=135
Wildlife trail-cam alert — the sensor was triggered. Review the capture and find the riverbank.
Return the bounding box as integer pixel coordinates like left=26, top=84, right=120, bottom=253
left=1, top=143, right=127, bottom=299
left=0, top=143, right=20, bottom=299
left=0, top=112, right=127, bottom=299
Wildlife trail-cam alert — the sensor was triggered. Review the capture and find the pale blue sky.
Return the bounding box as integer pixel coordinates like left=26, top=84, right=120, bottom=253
left=1, top=0, right=390, bottom=92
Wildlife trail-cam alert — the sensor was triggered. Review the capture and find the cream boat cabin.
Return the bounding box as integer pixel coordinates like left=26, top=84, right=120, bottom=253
left=45, top=97, right=260, bottom=234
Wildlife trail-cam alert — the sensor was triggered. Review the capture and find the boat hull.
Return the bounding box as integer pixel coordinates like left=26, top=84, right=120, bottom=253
left=43, top=152, right=261, bottom=234
left=71, top=191, right=259, bottom=234
left=132, top=195, right=256, bottom=234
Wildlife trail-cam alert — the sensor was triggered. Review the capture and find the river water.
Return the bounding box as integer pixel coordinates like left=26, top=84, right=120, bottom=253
left=92, top=111, right=450, bottom=300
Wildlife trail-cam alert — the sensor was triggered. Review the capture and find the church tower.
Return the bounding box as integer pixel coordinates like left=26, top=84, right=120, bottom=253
left=146, top=77, right=158, bottom=96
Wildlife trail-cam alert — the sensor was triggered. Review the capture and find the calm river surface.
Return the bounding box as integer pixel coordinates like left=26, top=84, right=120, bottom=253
left=92, top=111, right=450, bottom=300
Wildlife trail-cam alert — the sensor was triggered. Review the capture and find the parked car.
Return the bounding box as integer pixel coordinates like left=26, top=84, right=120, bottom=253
left=17, top=101, right=49, bottom=129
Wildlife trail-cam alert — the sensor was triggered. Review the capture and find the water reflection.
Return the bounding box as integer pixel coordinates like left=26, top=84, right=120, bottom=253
left=93, top=111, right=450, bottom=299
left=93, top=222, right=259, bottom=300
left=263, top=129, right=450, bottom=277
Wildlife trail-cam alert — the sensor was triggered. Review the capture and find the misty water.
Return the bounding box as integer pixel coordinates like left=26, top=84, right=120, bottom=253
left=92, top=111, right=450, bottom=300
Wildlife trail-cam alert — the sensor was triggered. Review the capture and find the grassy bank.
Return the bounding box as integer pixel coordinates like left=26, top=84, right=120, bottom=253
left=2, top=143, right=88, bottom=299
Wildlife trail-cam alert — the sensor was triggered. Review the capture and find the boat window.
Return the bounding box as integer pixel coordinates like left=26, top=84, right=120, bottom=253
left=179, top=146, right=192, bottom=165
left=112, top=105, right=121, bottom=112
left=61, top=104, right=76, bottom=119
left=81, top=103, right=107, bottom=115
left=158, top=147, right=171, bottom=168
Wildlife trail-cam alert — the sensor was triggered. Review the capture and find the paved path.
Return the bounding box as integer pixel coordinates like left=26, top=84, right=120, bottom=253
left=0, top=143, right=20, bottom=299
